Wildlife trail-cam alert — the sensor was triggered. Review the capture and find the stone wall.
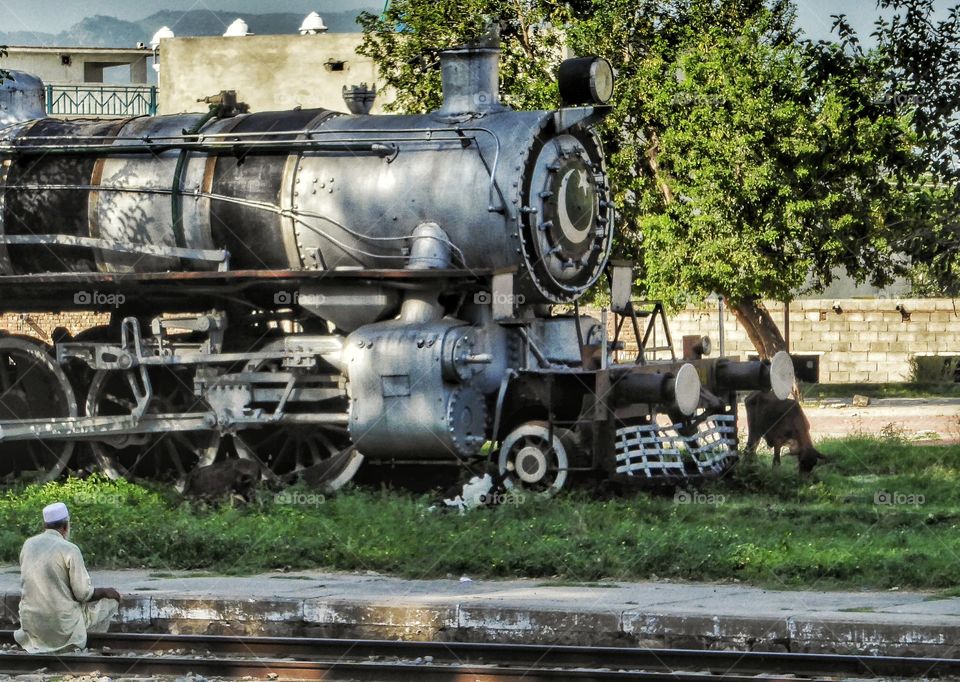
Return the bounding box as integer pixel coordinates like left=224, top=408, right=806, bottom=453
left=0, top=312, right=109, bottom=342
left=159, top=34, right=385, bottom=115
left=665, top=298, right=959, bottom=383
left=1, top=299, right=956, bottom=384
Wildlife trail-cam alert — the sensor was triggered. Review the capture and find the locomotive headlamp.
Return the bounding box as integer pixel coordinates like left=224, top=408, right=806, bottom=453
left=768, top=350, right=795, bottom=400
left=558, top=57, right=615, bottom=106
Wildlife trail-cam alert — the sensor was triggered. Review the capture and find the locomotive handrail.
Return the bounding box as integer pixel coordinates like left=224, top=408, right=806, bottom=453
left=0, top=125, right=507, bottom=213
left=8, top=126, right=489, bottom=142
left=0, top=234, right=230, bottom=270
left=0, top=140, right=400, bottom=158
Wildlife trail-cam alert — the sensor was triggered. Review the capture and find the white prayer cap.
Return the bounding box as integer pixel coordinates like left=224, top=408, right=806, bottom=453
left=42, top=502, right=69, bottom=524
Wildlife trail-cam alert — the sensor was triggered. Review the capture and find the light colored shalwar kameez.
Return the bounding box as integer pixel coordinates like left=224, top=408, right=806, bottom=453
left=13, top=529, right=118, bottom=652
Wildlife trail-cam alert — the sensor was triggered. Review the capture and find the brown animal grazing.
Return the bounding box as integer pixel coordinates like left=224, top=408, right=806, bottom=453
left=744, top=391, right=826, bottom=473
left=181, top=458, right=263, bottom=501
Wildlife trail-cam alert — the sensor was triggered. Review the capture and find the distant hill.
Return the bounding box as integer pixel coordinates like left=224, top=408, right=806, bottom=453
left=0, top=8, right=378, bottom=48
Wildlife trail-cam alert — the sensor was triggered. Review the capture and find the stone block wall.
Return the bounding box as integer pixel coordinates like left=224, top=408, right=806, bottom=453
left=0, top=312, right=109, bottom=342
left=1, top=300, right=956, bottom=384
left=664, top=298, right=959, bottom=383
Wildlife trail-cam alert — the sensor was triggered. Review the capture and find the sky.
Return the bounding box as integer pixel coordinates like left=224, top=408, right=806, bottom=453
left=0, top=0, right=953, bottom=41
left=793, top=0, right=953, bottom=41
left=0, top=1, right=381, bottom=32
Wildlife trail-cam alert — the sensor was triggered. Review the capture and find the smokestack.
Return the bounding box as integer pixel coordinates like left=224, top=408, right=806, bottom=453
left=437, top=26, right=505, bottom=116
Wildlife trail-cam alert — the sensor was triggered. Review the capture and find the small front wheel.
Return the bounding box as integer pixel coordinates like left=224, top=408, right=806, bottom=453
left=497, top=421, right=569, bottom=496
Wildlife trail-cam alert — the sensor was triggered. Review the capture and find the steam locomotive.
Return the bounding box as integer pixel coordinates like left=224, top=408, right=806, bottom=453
left=0, top=41, right=792, bottom=493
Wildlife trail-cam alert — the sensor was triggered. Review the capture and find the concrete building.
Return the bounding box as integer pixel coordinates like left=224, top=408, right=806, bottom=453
left=3, top=46, right=156, bottom=117
left=158, top=33, right=385, bottom=115
left=3, top=46, right=152, bottom=85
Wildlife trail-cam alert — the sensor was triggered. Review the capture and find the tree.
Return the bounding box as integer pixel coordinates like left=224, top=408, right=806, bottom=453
left=566, top=0, right=923, bottom=357
left=359, top=1, right=930, bottom=359
left=841, top=0, right=960, bottom=294
left=358, top=1, right=567, bottom=112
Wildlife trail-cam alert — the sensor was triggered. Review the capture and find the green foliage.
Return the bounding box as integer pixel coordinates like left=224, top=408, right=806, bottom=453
left=357, top=1, right=568, bottom=113
left=1, top=441, right=959, bottom=590
left=566, top=1, right=919, bottom=307
left=849, top=0, right=960, bottom=294
left=908, top=356, right=960, bottom=383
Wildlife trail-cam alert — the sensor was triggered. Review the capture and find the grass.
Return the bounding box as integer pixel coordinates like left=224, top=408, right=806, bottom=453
left=800, top=382, right=960, bottom=400
left=0, top=436, right=958, bottom=592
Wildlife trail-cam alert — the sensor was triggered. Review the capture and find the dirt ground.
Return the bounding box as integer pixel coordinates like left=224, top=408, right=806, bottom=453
left=739, top=398, right=960, bottom=444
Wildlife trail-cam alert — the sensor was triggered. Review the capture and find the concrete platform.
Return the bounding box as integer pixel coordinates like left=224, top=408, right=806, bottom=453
left=0, top=567, right=958, bottom=657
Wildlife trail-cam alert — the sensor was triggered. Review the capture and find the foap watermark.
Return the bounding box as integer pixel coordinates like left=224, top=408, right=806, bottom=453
left=274, top=290, right=300, bottom=305
left=874, top=91, right=925, bottom=107
left=874, top=490, right=925, bottom=507
left=274, top=490, right=326, bottom=507
left=479, top=489, right=527, bottom=507
left=474, top=91, right=495, bottom=108
left=74, top=291, right=125, bottom=308
left=672, top=92, right=727, bottom=108
left=68, top=491, right=124, bottom=507
left=674, top=489, right=726, bottom=506
left=274, top=290, right=325, bottom=306
left=474, top=291, right=526, bottom=306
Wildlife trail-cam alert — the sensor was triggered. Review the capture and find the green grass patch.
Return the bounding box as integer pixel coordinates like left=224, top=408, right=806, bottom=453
left=0, top=437, right=957, bottom=591
left=800, top=382, right=960, bottom=400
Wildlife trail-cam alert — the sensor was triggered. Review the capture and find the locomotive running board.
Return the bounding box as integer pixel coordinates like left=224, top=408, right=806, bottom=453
left=0, top=412, right=349, bottom=442
left=0, top=268, right=492, bottom=284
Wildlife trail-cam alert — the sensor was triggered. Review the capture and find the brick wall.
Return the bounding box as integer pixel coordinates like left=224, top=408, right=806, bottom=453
left=664, top=298, right=958, bottom=383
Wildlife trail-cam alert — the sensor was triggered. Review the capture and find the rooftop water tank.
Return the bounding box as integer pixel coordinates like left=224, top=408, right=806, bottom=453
left=299, top=12, right=328, bottom=34
left=150, top=26, right=175, bottom=50
left=224, top=18, right=251, bottom=37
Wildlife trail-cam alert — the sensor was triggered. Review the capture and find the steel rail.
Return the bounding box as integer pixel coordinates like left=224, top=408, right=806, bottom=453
left=0, top=631, right=951, bottom=678
left=0, top=651, right=800, bottom=682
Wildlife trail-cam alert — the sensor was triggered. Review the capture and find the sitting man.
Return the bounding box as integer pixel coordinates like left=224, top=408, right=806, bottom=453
left=14, top=502, right=121, bottom=652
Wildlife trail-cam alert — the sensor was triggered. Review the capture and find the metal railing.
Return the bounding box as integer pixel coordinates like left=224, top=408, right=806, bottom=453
left=45, top=83, right=158, bottom=117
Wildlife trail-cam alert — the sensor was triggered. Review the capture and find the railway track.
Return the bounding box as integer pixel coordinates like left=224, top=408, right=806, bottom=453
left=0, top=630, right=954, bottom=680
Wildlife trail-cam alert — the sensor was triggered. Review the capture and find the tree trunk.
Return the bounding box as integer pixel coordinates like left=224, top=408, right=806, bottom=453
left=730, top=299, right=786, bottom=360
left=732, top=299, right=802, bottom=402
left=645, top=130, right=675, bottom=204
